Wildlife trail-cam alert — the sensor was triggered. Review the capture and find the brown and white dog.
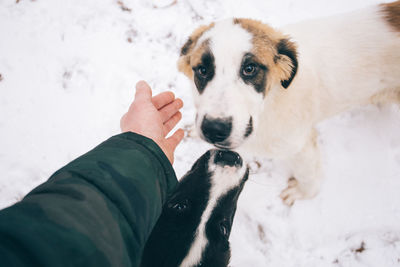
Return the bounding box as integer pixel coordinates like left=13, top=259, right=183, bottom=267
left=178, top=1, right=400, bottom=205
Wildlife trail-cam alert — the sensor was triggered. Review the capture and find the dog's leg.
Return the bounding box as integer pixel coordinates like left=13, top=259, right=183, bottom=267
left=280, top=129, right=322, bottom=206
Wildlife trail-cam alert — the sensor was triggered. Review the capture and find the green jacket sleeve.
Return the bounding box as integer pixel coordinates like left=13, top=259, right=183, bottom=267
left=0, top=132, right=178, bottom=267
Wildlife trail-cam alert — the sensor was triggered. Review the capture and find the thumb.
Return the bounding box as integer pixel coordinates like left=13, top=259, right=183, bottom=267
left=120, top=112, right=127, bottom=132
left=165, top=129, right=185, bottom=160
left=134, top=80, right=152, bottom=103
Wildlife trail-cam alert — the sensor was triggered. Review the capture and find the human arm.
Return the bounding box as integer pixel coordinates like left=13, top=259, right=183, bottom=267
left=0, top=81, right=184, bottom=266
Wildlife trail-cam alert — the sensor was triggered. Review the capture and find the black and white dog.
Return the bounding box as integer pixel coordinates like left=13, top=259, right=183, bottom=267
left=141, top=149, right=249, bottom=267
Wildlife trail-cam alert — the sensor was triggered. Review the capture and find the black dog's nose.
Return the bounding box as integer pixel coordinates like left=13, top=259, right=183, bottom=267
left=214, top=150, right=243, bottom=167
left=201, top=116, right=232, bottom=144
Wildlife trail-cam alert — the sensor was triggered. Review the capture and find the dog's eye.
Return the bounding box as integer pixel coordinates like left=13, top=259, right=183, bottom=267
left=168, top=199, right=189, bottom=212
left=220, top=222, right=229, bottom=237
left=173, top=203, right=187, bottom=210
left=197, top=66, right=208, bottom=77
left=242, top=64, right=257, bottom=76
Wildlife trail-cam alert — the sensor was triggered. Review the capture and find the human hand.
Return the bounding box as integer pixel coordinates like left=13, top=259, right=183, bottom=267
left=120, top=81, right=184, bottom=164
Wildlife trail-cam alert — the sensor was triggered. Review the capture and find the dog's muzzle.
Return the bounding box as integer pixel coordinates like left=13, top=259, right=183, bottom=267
left=213, top=150, right=242, bottom=167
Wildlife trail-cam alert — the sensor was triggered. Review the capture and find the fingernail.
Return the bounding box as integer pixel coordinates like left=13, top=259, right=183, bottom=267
left=177, top=98, right=184, bottom=108
left=136, top=80, right=147, bottom=88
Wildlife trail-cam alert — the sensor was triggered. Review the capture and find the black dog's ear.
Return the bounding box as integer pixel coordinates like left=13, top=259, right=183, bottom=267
left=275, top=38, right=298, bottom=89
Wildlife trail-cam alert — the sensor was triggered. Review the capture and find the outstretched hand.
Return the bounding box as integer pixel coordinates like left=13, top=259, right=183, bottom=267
left=120, top=81, right=184, bottom=164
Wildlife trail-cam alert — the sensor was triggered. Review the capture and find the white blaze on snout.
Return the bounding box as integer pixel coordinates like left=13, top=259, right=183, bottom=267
left=179, top=151, right=247, bottom=267
left=193, top=19, right=265, bottom=147
left=194, top=19, right=253, bottom=114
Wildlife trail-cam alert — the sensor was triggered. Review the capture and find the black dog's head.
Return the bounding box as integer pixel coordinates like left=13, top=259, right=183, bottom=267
left=141, top=149, right=249, bottom=267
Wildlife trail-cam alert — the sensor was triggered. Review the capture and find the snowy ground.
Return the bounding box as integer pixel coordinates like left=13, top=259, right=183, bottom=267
left=1, top=0, right=399, bottom=266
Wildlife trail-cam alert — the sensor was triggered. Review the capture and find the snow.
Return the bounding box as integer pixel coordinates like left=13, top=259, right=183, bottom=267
left=0, top=0, right=399, bottom=266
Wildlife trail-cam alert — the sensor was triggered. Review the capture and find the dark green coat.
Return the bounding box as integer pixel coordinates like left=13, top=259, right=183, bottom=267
left=0, top=132, right=178, bottom=267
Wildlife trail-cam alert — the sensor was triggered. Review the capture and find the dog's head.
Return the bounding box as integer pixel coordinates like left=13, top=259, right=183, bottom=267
left=141, top=149, right=249, bottom=267
left=178, top=18, right=298, bottom=149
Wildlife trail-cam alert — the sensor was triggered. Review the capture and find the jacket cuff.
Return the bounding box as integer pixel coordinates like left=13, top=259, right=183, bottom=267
left=113, top=131, right=177, bottom=194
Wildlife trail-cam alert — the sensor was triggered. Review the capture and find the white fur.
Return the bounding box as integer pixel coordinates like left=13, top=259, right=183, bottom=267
left=193, top=20, right=265, bottom=148
left=179, top=151, right=247, bottom=267
left=256, top=5, right=400, bottom=204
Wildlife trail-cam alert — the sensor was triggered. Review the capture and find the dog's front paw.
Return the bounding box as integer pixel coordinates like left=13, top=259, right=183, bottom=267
left=279, top=178, right=304, bottom=206
left=279, top=177, right=320, bottom=205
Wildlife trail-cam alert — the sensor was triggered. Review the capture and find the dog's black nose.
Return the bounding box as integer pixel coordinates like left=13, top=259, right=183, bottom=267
left=214, top=150, right=243, bottom=167
left=201, top=116, right=232, bottom=144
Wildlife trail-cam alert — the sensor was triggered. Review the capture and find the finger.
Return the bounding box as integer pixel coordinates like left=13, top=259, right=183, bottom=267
left=120, top=113, right=127, bottom=132
left=166, top=128, right=185, bottom=153
left=133, top=80, right=152, bottom=103
left=163, top=111, right=182, bottom=136
left=159, top=98, right=184, bottom=123
left=152, top=91, right=175, bottom=110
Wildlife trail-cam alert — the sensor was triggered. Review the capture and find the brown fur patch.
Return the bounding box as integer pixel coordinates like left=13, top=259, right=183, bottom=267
left=234, top=18, right=298, bottom=89
left=177, top=23, right=214, bottom=77
left=381, top=1, right=400, bottom=32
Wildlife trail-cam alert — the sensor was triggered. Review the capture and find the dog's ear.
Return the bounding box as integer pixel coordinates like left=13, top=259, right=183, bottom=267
left=177, top=24, right=213, bottom=78
left=275, top=38, right=298, bottom=89
left=177, top=37, right=195, bottom=77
